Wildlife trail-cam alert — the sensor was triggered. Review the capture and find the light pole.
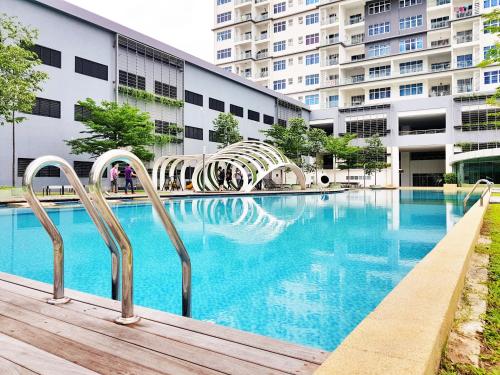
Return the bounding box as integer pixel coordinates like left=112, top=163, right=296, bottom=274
left=202, top=145, right=206, bottom=193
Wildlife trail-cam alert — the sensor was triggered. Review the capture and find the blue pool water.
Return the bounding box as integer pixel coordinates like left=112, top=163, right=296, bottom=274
left=0, top=190, right=476, bottom=350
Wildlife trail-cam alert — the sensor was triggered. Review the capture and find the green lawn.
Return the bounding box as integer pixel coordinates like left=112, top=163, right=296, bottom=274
left=440, top=204, right=500, bottom=374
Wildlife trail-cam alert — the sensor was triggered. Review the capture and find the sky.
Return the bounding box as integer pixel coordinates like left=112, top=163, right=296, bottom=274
left=65, top=0, right=214, bottom=63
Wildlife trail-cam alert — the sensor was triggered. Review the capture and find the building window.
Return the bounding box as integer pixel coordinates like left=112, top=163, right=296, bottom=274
left=248, top=110, right=260, bottom=121
left=484, top=19, right=500, bottom=33
left=305, top=53, right=319, bottom=65
left=209, top=130, right=217, bottom=142
left=305, top=13, right=319, bottom=25
left=273, top=79, right=286, bottom=90
left=230, top=104, right=244, bottom=117
left=484, top=45, right=496, bottom=60
left=119, top=70, right=146, bottom=90
left=399, top=36, right=423, bottom=52
left=209, top=98, right=225, bottom=112
left=484, top=0, right=498, bottom=8
left=273, top=40, right=286, bottom=52
left=484, top=70, right=499, bottom=84
left=75, top=57, right=108, bottom=81
left=305, top=74, right=319, bottom=85
left=457, top=78, right=473, bottom=93
left=217, top=12, right=231, bottom=23
left=369, top=87, right=391, bottom=100
left=223, top=66, right=232, bottom=72
left=399, top=0, right=422, bottom=7
left=185, top=90, right=203, bottom=106
left=74, top=104, right=91, bottom=122
left=305, top=33, right=319, bottom=45
left=154, top=120, right=179, bottom=135
left=274, top=2, right=286, bottom=13
left=457, top=54, right=473, bottom=68
left=31, top=97, right=61, bottom=118
left=33, top=45, right=61, bottom=68
left=263, top=114, right=274, bottom=125
left=399, top=15, right=423, bottom=30
left=328, top=95, right=339, bottom=107
left=369, top=65, right=391, bottom=78
left=217, top=48, right=231, bottom=60
left=155, top=81, right=177, bottom=98
left=217, top=0, right=231, bottom=4
left=274, top=21, right=286, bottom=33
left=368, top=22, right=390, bottom=36
left=185, top=126, right=203, bottom=140
left=73, top=161, right=94, bottom=178
left=273, top=60, right=286, bottom=71
left=399, top=60, right=423, bottom=74
left=305, top=94, right=319, bottom=105
left=368, top=0, right=391, bottom=14
left=399, top=83, right=423, bottom=96
left=306, top=0, right=319, bottom=4
left=217, top=30, right=232, bottom=41
left=18, top=158, right=60, bottom=178
left=367, top=43, right=390, bottom=57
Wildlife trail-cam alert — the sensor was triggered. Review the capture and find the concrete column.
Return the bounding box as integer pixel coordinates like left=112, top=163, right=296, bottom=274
left=445, top=143, right=454, bottom=173
left=390, top=146, right=400, bottom=187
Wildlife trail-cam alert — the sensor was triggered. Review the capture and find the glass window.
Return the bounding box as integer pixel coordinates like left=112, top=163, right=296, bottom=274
left=367, top=43, right=390, bottom=57
left=273, top=60, right=286, bottom=71
left=399, top=37, right=423, bottom=52
left=484, top=19, right=500, bottom=33
left=457, top=54, right=473, bottom=68
left=305, top=94, right=319, bottom=105
left=399, top=60, right=423, bottom=73
left=369, top=87, right=391, bottom=100
left=484, top=70, right=499, bottom=84
left=216, top=30, right=231, bottom=41
left=273, top=79, right=286, bottom=90
left=399, top=15, right=423, bottom=30
left=399, top=83, right=423, bottom=96
left=305, top=13, right=319, bottom=25
left=274, top=2, right=286, bottom=13
left=274, top=21, right=286, bottom=33
left=273, top=40, right=286, bottom=52
left=399, top=0, right=422, bottom=7
left=217, top=0, right=231, bottom=4
left=305, top=74, right=319, bottom=85
left=305, top=53, right=319, bottom=65
left=305, top=33, right=319, bottom=45
left=369, top=65, right=391, bottom=78
left=306, top=0, right=319, bottom=4
left=368, top=0, right=391, bottom=14
left=484, top=0, right=499, bottom=8
left=217, top=12, right=231, bottom=23
left=216, top=48, right=231, bottom=59
left=368, top=22, right=391, bottom=36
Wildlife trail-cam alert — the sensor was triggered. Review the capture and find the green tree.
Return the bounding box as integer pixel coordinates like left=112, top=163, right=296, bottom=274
left=338, top=143, right=362, bottom=182
left=0, top=14, right=48, bottom=185
left=65, top=98, right=158, bottom=161
left=212, top=112, right=242, bottom=149
left=361, top=134, right=388, bottom=186
left=324, top=134, right=357, bottom=185
left=305, top=127, right=327, bottom=185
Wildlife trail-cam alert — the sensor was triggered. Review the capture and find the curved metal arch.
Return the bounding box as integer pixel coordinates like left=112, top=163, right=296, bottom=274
left=89, top=150, right=192, bottom=324
left=22, top=156, right=120, bottom=304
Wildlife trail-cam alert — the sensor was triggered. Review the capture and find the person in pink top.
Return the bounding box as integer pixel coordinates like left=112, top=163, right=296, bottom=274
left=110, top=164, right=119, bottom=193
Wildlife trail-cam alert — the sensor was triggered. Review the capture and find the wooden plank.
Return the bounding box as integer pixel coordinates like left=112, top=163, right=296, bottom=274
left=0, top=334, right=97, bottom=375
left=0, top=355, right=37, bottom=375
left=0, top=288, right=290, bottom=375
left=0, top=273, right=328, bottom=364
left=0, top=282, right=315, bottom=374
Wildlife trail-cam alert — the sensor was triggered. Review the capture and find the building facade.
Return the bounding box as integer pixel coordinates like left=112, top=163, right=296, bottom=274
left=0, top=0, right=309, bottom=188
left=214, top=0, right=500, bottom=186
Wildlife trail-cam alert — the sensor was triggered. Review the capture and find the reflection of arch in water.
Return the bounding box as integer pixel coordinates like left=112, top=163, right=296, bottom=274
left=162, top=197, right=305, bottom=244
left=191, top=141, right=306, bottom=192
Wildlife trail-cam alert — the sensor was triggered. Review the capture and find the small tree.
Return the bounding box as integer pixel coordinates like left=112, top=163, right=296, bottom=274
left=306, top=127, right=327, bottom=185
left=0, top=14, right=48, bottom=185
left=362, top=134, right=388, bottom=186
left=324, top=134, right=357, bottom=185
left=66, top=98, right=157, bottom=161
left=338, top=144, right=362, bottom=181
left=212, top=112, right=242, bottom=149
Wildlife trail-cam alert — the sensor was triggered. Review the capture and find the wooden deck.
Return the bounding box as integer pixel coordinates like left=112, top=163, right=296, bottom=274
left=0, top=272, right=328, bottom=375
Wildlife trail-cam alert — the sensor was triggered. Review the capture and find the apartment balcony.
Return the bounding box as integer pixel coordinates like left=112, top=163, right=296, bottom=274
left=235, top=34, right=253, bottom=43
left=255, top=51, right=269, bottom=60
left=456, top=60, right=474, bottom=69
left=456, top=83, right=473, bottom=93
left=321, top=36, right=340, bottom=46
left=348, top=33, right=365, bottom=45
left=454, top=34, right=474, bottom=44
left=255, top=13, right=270, bottom=22
left=346, top=16, right=364, bottom=26
left=399, top=128, right=446, bottom=136
left=431, top=62, right=451, bottom=72
left=321, top=16, right=339, bottom=26
left=321, top=57, right=339, bottom=67
left=254, top=71, right=269, bottom=80
left=428, top=0, right=451, bottom=7
left=254, top=33, right=269, bottom=42
left=430, top=85, right=451, bottom=96
left=255, top=0, right=269, bottom=4
left=238, top=14, right=253, bottom=22
left=235, top=0, right=252, bottom=7
left=430, top=20, right=450, bottom=29
left=454, top=6, right=479, bottom=19
left=321, top=101, right=339, bottom=109
left=240, top=70, right=252, bottom=78
left=343, top=75, right=365, bottom=85
left=430, top=39, right=450, bottom=48
left=322, top=79, right=339, bottom=88
left=238, top=51, right=253, bottom=60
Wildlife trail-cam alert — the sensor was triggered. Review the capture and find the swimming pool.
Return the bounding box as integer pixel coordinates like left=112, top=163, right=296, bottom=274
left=0, top=190, right=477, bottom=350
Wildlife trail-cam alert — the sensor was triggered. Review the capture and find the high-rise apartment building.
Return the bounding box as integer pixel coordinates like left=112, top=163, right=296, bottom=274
left=214, top=0, right=500, bottom=186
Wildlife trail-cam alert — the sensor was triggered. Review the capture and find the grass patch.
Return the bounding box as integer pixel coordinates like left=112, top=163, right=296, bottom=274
left=440, top=204, right=500, bottom=374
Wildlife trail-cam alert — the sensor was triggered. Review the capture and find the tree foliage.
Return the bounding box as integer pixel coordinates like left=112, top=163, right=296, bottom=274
left=361, top=134, right=388, bottom=185
left=324, top=133, right=357, bottom=184
left=212, top=112, right=243, bottom=149
left=479, top=9, right=500, bottom=106
left=65, top=98, right=158, bottom=161
left=0, top=14, right=48, bottom=185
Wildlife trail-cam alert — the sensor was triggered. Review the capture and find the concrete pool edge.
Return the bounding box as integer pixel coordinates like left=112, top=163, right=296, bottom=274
left=315, top=192, right=491, bottom=375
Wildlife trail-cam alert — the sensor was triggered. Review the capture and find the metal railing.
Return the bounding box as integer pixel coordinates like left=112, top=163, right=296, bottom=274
left=22, top=156, right=120, bottom=304
left=88, top=150, right=192, bottom=323
left=463, top=178, right=493, bottom=212
left=399, top=128, right=446, bottom=136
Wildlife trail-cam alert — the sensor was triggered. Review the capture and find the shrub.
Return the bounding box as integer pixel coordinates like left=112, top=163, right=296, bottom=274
left=443, top=173, right=458, bottom=184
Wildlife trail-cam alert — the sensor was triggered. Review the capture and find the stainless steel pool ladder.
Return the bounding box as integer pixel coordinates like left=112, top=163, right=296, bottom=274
left=22, top=156, right=120, bottom=304
left=88, top=149, right=192, bottom=324
left=463, top=178, right=493, bottom=213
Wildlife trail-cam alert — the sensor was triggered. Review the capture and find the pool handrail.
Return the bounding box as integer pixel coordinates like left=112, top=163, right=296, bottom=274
left=88, top=149, right=192, bottom=324
left=22, top=156, right=121, bottom=304
left=463, top=178, right=493, bottom=212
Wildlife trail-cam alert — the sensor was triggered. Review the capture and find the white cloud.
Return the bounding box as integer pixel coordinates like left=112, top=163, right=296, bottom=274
left=64, top=0, right=214, bottom=63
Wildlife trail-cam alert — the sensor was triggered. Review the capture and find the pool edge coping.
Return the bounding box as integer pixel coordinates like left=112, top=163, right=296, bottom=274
left=315, top=191, right=491, bottom=375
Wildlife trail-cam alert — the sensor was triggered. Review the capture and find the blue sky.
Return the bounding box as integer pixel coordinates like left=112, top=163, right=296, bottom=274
left=65, top=0, right=214, bottom=63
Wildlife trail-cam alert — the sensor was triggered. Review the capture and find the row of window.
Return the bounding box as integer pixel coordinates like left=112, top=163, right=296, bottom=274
left=186, top=126, right=262, bottom=143
left=34, top=44, right=108, bottom=81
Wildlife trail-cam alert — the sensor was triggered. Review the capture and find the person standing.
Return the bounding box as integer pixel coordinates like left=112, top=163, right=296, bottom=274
left=110, top=164, right=119, bottom=193
left=235, top=169, right=243, bottom=190
left=124, top=164, right=136, bottom=194
left=225, top=167, right=233, bottom=191
left=217, top=166, right=225, bottom=191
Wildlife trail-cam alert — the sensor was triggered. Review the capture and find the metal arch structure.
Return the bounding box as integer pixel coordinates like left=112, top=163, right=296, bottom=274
left=152, top=155, right=207, bottom=190
left=191, top=141, right=306, bottom=193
